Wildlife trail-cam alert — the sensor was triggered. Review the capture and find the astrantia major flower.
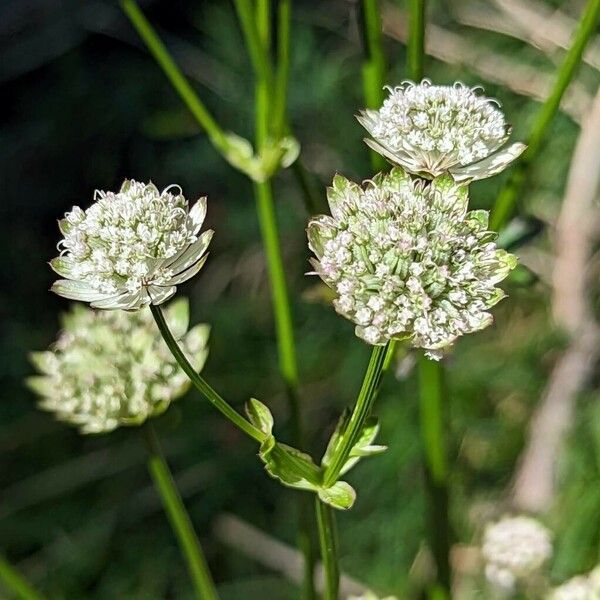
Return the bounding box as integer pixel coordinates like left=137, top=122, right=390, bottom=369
left=27, top=298, right=209, bottom=434
left=307, top=168, right=516, bottom=356
left=357, top=80, right=525, bottom=182
left=482, top=516, right=552, bottom=593
left=51, top=180, right=212, bottom=309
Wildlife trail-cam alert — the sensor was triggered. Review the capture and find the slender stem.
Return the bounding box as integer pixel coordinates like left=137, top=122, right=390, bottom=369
left=407, top=0, right=426, bottom=81
left=324, top=343, right=391, bottom=488
left=274, top=0, right=291, bottom=138
left=315, top=498, right=339, bottom=600
left=121, top=0, right=229, bottom=153
left=0, top=557, right=43, bottom=600
left=360, top=0, right=386, bottom=171
left=490, top=0, right=600, bottom=232
left=142, top=424, right=219, bottom=600
left=418, top=355, right=451, bottom=598
left=233, top=0, right=273, bottom=89
left=248, top=4, right=318, bottom=596
left=150, top=304, right=265, bottom=443
left=254, top=181, right=299, bottom=385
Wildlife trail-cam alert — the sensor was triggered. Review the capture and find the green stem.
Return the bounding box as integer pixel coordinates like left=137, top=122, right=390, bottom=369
left=233, top=0, right=274, bottom=89
left=324, top=343, right=391, bottom=488
left=254, top=181, right=299, bottom=385
left=150, top=304, right=265, bottom=444
left=274, top=0, right=291, bottom=138
left=360, top=0, right=386, bottom=171
left=142, top=424, right=219, bottom=600
left=0, top=557, right=43, bottom=600
left=407, top=0, right=426, bottom=81
left=418, top=355, right=451, bottom=598
left=315, top=498, right=339, bottom=600
left=490, top=0, right=600, bottom=232
left=121, top=0, right=229, bottom=154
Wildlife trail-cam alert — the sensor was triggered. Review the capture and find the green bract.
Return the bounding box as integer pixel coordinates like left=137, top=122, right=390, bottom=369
left=307, top=168, right=517, bottom=357
left=27, top=298, right=209, bottom=434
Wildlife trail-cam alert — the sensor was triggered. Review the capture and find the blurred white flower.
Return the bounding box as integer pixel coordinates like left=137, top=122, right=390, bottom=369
left=548, top=576, right=595, bottom=600
left=357, top=80, right=525, bottom=182
left=27, top=298, right=209, bottom=434
left=547, top=567, right=600, bottom=600
left=482, top=516, right=552, bottom=594
left=51, top=180, right=212, bottom=309
left=307, top=168, right=516, bottom=355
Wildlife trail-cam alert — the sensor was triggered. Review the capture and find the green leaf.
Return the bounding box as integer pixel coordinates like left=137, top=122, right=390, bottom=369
left=245, top=398, right=274, bottom=437
left=317, top=481, right=356, bottom=510
left=321, top=408, right=351, bottom=469
left=321, top=413, right=387, bottom=476
left=259, top=440, right=322, bottom=492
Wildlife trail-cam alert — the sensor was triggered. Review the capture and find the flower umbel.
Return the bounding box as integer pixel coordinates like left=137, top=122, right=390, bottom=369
left=27, top=298, right=209, bottom=434
left=357, top=80, right=525, bottom=182
left=482, top=516, right=553, bottom=594
left=51, top=180, right=213, bottom=309
left=307, top=168, right=516, bottom=355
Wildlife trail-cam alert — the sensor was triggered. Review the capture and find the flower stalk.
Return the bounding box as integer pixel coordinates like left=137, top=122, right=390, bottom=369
left=323, top=343, right=391, bottom=487
left=418, top=355, right=451, bottom=597
left=150, top=304, right=266, bottom=443
left=315, top=498, right=340, bottom=600
left=406, top=2, right=451, bottom=597
left=360, top=0, right=386, bottom=171
left=490, top=0, right=600, bottom=231
left=0, top=557, right=43, bottom=600
left=142, top=423, right=220, bottom=600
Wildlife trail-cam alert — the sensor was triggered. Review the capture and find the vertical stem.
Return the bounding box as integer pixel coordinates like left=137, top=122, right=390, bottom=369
left=323, top=343, right=391, bottom=487
left=407, top=0, right=426, bottom=81
left=418, top=356, right=451, bottom=598
left=407, top=1, right=450, bottom=595
left=490, top=0, right=600, bottom=231
left=315, top=498, right=339, bottom=600
left=0, top=557, right=44, bottom=600
left=360, top=0, right=386, bottom=171
left=254, top=181, right=299, bottom=385
left=142, top=423, right=219, bottom=600
left=243, top=3, right=317, bottom=597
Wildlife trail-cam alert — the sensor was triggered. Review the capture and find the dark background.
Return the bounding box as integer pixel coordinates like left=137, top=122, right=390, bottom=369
left=1, top=0, right=599, bottom=598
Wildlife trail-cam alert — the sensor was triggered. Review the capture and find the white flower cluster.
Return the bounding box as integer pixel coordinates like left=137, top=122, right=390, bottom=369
left=482, top=516, right=553, bottom=593
left=307, top=168, right=516, bottom=355
left=358, top=80, right=525, bottom=181
left=549, top=567, right=600, bottom=600
left=51, top=180, right=213, bottom=309
left=27, top=298, right=209, bottom=434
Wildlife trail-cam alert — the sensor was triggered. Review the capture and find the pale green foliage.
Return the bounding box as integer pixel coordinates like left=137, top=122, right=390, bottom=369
left=51, top=180, right=212, bottom=309
left=245, top=398, right=359, bottom=510
left=307, top=168, right=517, bottom=355
left=358, top=80, right=525, bottom=181
left=27, top=298, right=209, bottom=434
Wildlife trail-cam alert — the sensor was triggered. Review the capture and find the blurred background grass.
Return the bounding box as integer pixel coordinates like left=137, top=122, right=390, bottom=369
left=1, top=0, right=599, bottom=597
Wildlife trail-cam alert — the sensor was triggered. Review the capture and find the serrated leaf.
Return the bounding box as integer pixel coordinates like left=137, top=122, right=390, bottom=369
left=318, top=481, right=356, bottom=510
left=246, top=398, right=274, bottom=437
